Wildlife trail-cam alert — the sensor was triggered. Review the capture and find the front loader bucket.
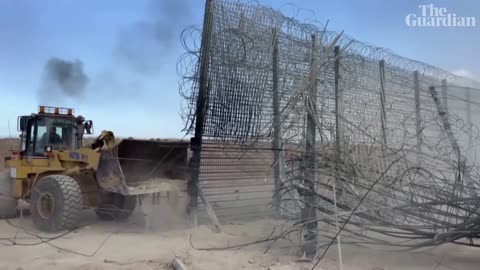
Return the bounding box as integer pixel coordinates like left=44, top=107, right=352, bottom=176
left=96, top=139, right=190, bottom=195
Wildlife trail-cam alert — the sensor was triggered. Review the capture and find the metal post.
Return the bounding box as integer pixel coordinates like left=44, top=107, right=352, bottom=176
left=302, top=34, right=318, bottom=258
left=414, top=71, right=423, bottom=160
left=189, top=0, right=214, bottom=226
left=466, top=87, right=472, bottom=147
left=272, top=28, right=282, bottom=217
left=334, top=45, right=344, bottom=171
left=333, top=45, right=344, bottom=267
left=334, top=46, right=344, bottom=151
left=430, top=86, right=476, bottom=198
left=379, top=60, right=387, bottom=150
left=442, top=79, right=448, bottom=113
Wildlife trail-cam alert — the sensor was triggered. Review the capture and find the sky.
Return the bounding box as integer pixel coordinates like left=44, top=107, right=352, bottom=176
left=0, top=0, right=479, bottom=138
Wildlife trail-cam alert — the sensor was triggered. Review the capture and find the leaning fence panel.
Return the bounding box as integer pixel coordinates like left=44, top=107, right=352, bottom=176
left=180, top=0, right=480, bottom=255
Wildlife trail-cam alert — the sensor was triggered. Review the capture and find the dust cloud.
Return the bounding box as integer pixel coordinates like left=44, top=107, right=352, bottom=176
left=131, top=192, right=190, bottom=232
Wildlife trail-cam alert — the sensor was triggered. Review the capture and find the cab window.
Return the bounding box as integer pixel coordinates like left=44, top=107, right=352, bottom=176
left=32, top=117, right=77, bottom=153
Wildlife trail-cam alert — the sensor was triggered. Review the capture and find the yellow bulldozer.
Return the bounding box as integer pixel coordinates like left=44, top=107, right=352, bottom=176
left=0, top=106, right=189, bottom=232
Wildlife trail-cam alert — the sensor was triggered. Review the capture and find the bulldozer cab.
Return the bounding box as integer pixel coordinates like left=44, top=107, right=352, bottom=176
left=18, top=106, right=92, bottom=155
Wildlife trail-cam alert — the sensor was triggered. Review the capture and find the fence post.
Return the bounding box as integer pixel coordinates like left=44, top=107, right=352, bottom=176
left=379, top=60, right=387, bottom=150
left=272, top=28, right=282, bottom=217
left=301, top=34, right=318, bottom=258
left=442, top=79, right=448, bottom=113
left=414, top=71, right=423, bottom=161
left=466, top=87, right=472, bottom=147
left=429, top=86, right=476, bottom=198
left=334, top=46, right=344, bottom=154
left=189, top=0, right=214, bottom=226
left=333, top=45, right=345, bottom=266
left=334, top=45, right=344, bottom=170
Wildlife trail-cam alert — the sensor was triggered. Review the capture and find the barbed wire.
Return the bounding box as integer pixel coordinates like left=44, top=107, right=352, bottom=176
left=178, top=0, right=480, bottom=264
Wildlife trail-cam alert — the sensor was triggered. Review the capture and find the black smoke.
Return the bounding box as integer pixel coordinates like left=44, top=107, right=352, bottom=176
left=114, top=0, right=192, bottom=73
left=38, top=57, right=89, bottom=102
left=37, top=0, right=191, bottom=104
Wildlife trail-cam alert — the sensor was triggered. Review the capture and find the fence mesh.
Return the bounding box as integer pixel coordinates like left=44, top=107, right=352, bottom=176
left=180, top=0, right=480, bottom=251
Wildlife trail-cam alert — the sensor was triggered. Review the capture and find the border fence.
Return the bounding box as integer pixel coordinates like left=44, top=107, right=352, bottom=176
left=180, top=0, right=480, bottom=257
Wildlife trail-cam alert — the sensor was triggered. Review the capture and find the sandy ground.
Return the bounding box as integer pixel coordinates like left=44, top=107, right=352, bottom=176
left=1, top=199, right=479, bottom=270
left=1, top=139, right=480, bottom=269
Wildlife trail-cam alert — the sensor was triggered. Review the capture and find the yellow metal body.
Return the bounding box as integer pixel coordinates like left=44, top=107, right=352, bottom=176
left=4, top=106, right=188, bottom=207
left=5, top=148, right=101, bottom=200
left=2, top=106, right=116, bottom=205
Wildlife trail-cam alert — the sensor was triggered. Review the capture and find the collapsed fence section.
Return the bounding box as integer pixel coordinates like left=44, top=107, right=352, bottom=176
left=180, top=0, right=480, bottom=259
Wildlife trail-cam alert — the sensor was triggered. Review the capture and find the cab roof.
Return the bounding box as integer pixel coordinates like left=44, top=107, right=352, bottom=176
left=38, top=106, right=74, bottom=117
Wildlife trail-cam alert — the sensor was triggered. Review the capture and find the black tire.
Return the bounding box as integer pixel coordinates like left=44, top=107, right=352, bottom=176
left=95, top=194, right=136, bottom=221
left=31, top=175, right=82, bottom=232
left=0, top=171, right=17, bottom=219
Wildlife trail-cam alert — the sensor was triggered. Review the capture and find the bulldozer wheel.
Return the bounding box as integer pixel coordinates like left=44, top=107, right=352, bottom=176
left=31, top=175, right=82, bottom=232
left=0, top=171, right=17, bottom=219
left=95, top=194, right=136, bottom=221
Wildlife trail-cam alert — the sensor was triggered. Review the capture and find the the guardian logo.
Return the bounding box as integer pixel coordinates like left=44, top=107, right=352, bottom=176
left=406, top=4, right=476, bottom=27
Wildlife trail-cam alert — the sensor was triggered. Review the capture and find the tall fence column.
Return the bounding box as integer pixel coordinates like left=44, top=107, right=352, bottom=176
left=333, top=45, right=345, bottom=265
left=466, top=87, right=472, bottom=147
left=302, top=34, right=318, bottom=258
left=414, top=71, right=423, bottom=161
left=189, top=0, right=214, bottom=226
left=379, top=60, right=388, bottom=151
left=334, top=46, right=344, bottom=153
left=442, top=79, right=448, bottom=113
left=430, top=86, right=476, bottom=198
left=334, top=46, right=344, bottom=176
left=272, top=28, right=282, bottom=217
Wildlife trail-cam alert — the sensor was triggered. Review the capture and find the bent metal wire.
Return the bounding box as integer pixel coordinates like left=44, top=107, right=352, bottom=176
left=179, top=0, right=480, bottom=249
